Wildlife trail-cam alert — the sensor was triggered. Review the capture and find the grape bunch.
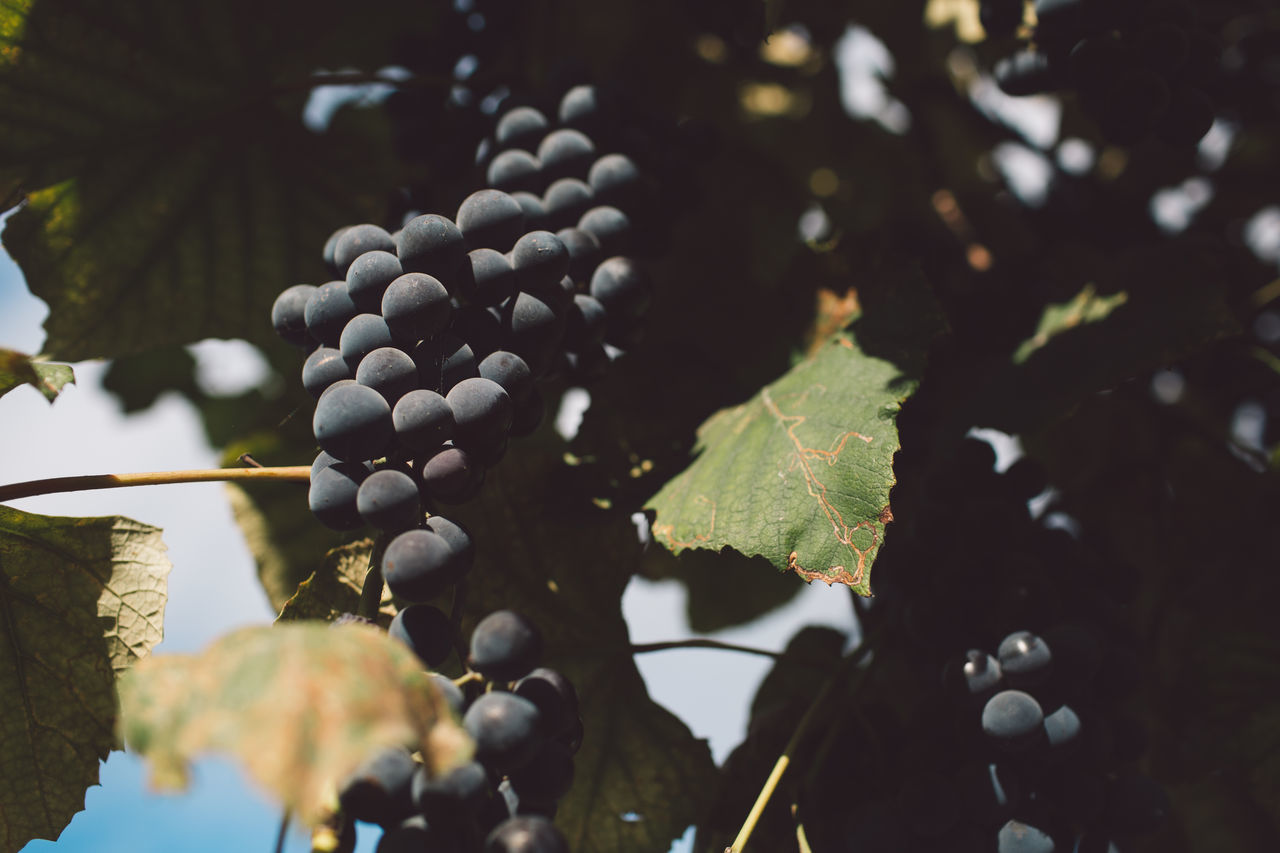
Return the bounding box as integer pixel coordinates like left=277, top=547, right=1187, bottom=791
left=990, top=0, right=1222, bottom=145
left=269, top=84, right=657, bottom=585
left=336, top=609, right=581, bottom=852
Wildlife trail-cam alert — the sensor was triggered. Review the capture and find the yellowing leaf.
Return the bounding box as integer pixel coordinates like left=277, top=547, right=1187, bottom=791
left=277, top=539, right=395, bottom=625
left=117, top=623, right=469, bottom=825
left=0, top=347, right=74, bottom=402
left=0, top=506, right=170, bottom=853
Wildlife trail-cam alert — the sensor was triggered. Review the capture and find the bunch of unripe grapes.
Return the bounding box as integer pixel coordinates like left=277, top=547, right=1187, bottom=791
left=987, top=0, right=1221, bottom=145
left=269, top=85, right=654, bottom=600
left=334, top=608, right=580, bottom=852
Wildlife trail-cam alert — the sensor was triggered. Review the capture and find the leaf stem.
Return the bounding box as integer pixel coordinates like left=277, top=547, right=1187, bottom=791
left=0, top=466, right=311, bottom=503
left=726, top=631, right=880, bottom=853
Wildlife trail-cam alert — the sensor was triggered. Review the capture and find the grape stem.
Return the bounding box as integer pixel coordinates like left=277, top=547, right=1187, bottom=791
left=725, top=630, right=880, bottom=853
left=356, top=537, right=389, bottom=620
left=273, top=809, right=289, bottom=853
left=629, top=638, right=788, bottom=661
left=0, top=466, right=311, bottom=502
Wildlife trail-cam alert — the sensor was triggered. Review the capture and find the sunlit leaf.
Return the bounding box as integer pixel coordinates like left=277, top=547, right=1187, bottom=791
left=0, top=347, right=74, bottom=402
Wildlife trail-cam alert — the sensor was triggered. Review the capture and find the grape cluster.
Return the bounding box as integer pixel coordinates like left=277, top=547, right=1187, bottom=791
left=991, top=0, right=1221, bottom=145
left=270, top=84, right=656, bottom=590
left=337, top=609, right=581, bottom=852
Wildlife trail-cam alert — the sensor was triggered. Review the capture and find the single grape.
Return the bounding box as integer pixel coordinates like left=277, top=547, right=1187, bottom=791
left=564, top=293, right=607, bottom=350
left=376, top=815, right=463, bottom=853
left=338, top=746, right=417, bottom=827
left=478, top=350, right=534, bottom=404
left=465, top=692, right=544, bottom=773
left=308, top=459, right=371, bottom=530
left=1043, top=704, right=1082, bottom=752
left=356, top=468, right=422, bottom=531
left=313, top=382, right=394, bottom=462
left=446, top=377, right=513, bottom=450
left=271, top=284, right=317, bottom=348
left=998, top=630, right=1053, bottom=688
left=392, top=388, right=455, bottom=455
left=589, top=256, right=650, bottom=320
left=398, top=214, right=467, bottom=282
left=346, top=250, right=404, bottom=313
left=469, top=610, right=542, bottom=683
left=334, top=224, right=396, bottom=277
left=495, top=106, right=549, bottom=151
left=537, top=128, right=595, bottom=183
left=994, top=50, right=1060, bottom=96
left=339, top=313, right=396, bottom=372
left=542, top=179, right=595, bottom=232
left=487, top=149, right=543, bottom=194
left=417, top=443, right=485, bottom=503
left=411, top=760, right=491, bottom=824
left=511, top=230, right=570, bottom=292
left=555, top=227, right=603, bottom=284
left=587, top=153, right=643, bottom=209
left=382, top=528, right=469, bottom=602
left=577, top=206, right=632, bottom=257
left=414, top=335, right=480, bottom=394
left=981, top=690, right=1045, bottom=750
left=322, top=226, right=352, bottom=276
left=456, top=248, right=518, bottom=307
left=305, top=280, right=360, bottom=348
left=457, top=190, right=526, bottom=252
left=356, top=346, right=419, bottom=406
left=424, top=515, right=474, bottom=568
left=429, top=671, right=465, bottom=716
left=509, top=192, right=547, bottom=232
left=559, top=84, right=609, bottom=133
left=996, top=819, right=1055, bottom=853
left=514, top=668, right=580, bottom=738
left=449, top=303, right=504, bottom=359
left=382, top=272, right=452, bottom=344
left=388, top=603, right=454, bottom=668
left=302, top=346, right=353, bottom=399
left=500, top=292, right=566, bottom=376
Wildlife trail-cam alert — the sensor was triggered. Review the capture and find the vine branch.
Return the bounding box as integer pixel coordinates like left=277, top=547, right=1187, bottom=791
left=0, top=466, right=311, bottom=503
left=629, top=638, right=787, bottom=661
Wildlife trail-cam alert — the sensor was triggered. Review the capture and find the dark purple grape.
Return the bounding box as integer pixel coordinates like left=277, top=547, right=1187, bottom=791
left=484, top=815, right=569, bottom=853
left=469, top=610, right=542, bottom=683
left=305, top=280, right=360, bottom=348
left=537, top=129, right=595, bottom=183
left=339, top=313, right=396, bottom=372
left=429, top=672, right=465, bottom=716
left=412, top=760, right=491, bottom=824
left=1043, top=704, right=1082, bottom=752
left=392, top=389, right=455, bottom=454
left=382, top=273, right=452, bottom=344
left=495, top=106, right=549, bottom=151
left=564, top=294, right=607, bottom=351
left=302, top=346, right=353, bottom=399
left=945, top=649, right=1003, bottom=704
left=587, top=153, right=643, bottom=209
left=577, top=206, right=632, bottom=257
left=414, top=335, right=480, bottom=394
left=334, top=224, right=396, bottom=277
left=511, top=230, right=570, bottom=292
left=559, top=84, right=608, bottom=132
left=982, top=690, right=1046, bottom=750
left=398, top=214, right=467, bottom=282
left=994, top=50, right=1061, bottom=96
left=514, top=668, right=579, bottom=737
left=417, top=443, right=484, bottom=503
left=313, top=382, right=394, bottom=462
left=456, top=249, right=518, bottom=307
left=445, top=377, right=513, bottom=451
left=382, top=527, right=470, bottom=602
left=509, top=192, right=547, bottom=231
left=478, top=351, right=534, bottom=404
left=589, top=256, right=650, bottom=320
left=356, top=346, right=419, bottom=406
left=308, top=459, right=371, bottom=530
left=271, top=284, right=317, bottom=348
left=457, top=190, right=526, bottom=252
left=555, top=227, right=603, bottom=284
left=338, top=746, right=417, bottom=827
left=542, top=179, right=595, bottom=232
left=323, top=226, right=352, bottom=276
left=487, top=149, right=543, bottom=194
left=377, top=815, right=462, bottom=853
left=465, top=692, right=544, bottom=773
left=507, top=740, right=574, bottom=803
left=996, top=819, right=1055, bottom=853
left=356, top=468, right=422, bottom=531
left=998, top=631, right=1053, bottom=688
left=346, top=250, right=403, bottom=313
left=449, top=303, right=504, bottom=359
left=388, top=603, right=454, bottom=668
left=500, top=292, right=565, bottom=376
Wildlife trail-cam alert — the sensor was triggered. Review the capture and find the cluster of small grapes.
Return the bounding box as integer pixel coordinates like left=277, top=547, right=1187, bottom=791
left=810, top=434, right=1169, bottom=852
left=988, top=0, right=1221, bottom=144
left=335, top=609, right=580, bottom=852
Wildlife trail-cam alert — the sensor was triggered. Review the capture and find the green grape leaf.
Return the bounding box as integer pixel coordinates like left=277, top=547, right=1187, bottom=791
left=277, top=539, right=394, bottom=625
left=117, top=622, right=468, bottom=825
left=0, top=506, right=170, bottom=853
left=646, top=335, right=909, bottom=595
left=445, top=415, right=718, bottom=853
left=0, top=348, right=74, bottom=402
left=0, top=0, right=429, bottom=361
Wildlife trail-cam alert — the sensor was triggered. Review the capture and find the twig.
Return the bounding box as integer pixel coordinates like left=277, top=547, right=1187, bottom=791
left=0, top=466, right=311, bottom=502
left=630, top=638, right=786, bottom=661
left=273, top=809, right=290, bottom=853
